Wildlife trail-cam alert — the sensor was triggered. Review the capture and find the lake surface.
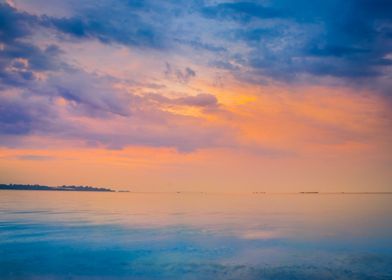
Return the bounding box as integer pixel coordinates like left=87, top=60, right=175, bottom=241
left=1, top=191, right=392, bottom=280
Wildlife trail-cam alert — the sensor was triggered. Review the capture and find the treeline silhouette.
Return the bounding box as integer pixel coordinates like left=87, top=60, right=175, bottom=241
left=0, top=184, right=114, bottom=192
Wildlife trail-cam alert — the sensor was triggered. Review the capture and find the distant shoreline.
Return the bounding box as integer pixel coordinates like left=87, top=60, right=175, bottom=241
left=0, top=184, right=391, bottom=195
left=0, top=184, right=115, bottom=192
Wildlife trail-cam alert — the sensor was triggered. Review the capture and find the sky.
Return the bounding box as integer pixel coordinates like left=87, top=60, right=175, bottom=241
left=0, top=0, right=391, bottom=192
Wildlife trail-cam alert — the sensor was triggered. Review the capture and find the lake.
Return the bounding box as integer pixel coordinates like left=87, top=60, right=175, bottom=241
left=1, top=191, right=392, bottom=279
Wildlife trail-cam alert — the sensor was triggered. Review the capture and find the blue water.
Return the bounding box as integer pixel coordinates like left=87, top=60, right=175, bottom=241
left=1, top=191, right=392, bottom=279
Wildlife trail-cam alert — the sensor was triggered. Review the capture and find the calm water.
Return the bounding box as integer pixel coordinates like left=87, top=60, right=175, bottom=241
left=1, top=191, right=392, bottom=280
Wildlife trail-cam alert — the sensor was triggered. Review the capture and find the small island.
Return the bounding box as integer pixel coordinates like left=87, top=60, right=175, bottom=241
left=0, top=184, right=115, bottom=192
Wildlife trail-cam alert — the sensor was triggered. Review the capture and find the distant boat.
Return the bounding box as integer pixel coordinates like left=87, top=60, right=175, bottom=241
left=299, top=192, right=319, bottom=194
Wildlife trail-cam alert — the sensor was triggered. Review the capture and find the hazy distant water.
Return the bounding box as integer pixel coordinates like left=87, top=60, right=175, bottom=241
left=1, top=191, right=392, bottom=280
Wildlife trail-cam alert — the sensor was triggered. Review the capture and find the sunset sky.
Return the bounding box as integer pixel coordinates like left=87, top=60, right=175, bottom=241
left=0, top=0, right=391, bottom=192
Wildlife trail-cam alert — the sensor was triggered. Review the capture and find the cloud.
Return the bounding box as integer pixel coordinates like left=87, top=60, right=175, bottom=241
left=164, top=63, right=196, bottom=84
left=0, top=3, right=34, bottom=43
left=174, top=38, right=226, bottom=53
left=0, top=3, right=66, bottom=88
left=147, top=93, right=218, bottom=108
left=201, top=0, right=392, bottom=85
left=0, top=0, right=390, bottom=155
left=46, top=70, right=132, bottom=117
left=176, top=93, right=218, bottom=107
left=4, top=0, right=391, bottom=87
left=0, top=42, right=64, bottom=88
left=1, top=0, right=170, bottom=53
left=16, top=154, right=55, bottom=161
left=0, top=90, right=232, bottom=152
left=43, top=15, right=163, bottom=49
left=201, top=2, right=282, bottom=22
left=6, top=0, right=390, bottom=87
left=0, top=92, right=54, bottom=136
left=0, top=63, right=231, bottom=152
left=36, top=0, right=174, bottom=49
